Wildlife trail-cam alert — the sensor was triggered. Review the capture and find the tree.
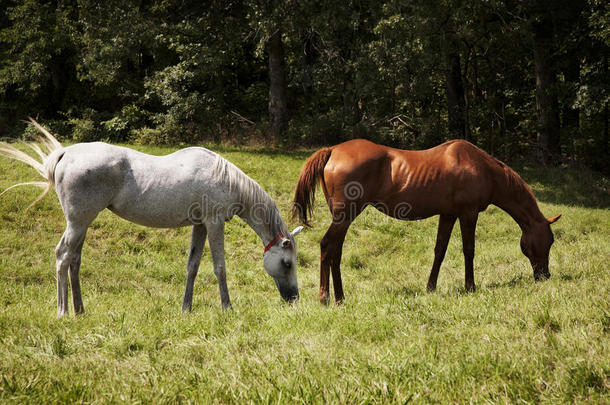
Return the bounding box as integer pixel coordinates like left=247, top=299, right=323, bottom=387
left=0, top=0, right=607, bottom=171
left=531, top=7, right=562, bottom=163
left=0, top=0, right=78, bottom=120
left=267, top=28, right=288, bottom=138
left=444, top=20, right=468, bottom=140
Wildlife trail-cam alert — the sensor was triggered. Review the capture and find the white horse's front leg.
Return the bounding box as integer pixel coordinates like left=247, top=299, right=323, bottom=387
left=206, top=220, right=231, bottom=310
left=182, top=224, right=207, bottom=312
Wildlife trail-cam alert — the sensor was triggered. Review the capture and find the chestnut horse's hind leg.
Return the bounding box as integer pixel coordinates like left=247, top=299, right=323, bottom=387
left=330, top=222, right=350, bottom=303
left=319, top=220, right=351, bottom=305
left=427, top=214, right=457, bottom=292
left=459, top=213, right=479, bottom=292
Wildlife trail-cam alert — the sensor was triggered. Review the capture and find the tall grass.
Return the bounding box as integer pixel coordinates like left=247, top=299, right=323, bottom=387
left=0, top=143, right=608, bottom=403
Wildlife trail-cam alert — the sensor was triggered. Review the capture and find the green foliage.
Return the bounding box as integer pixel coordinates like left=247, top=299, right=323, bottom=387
left=287, top=111, right=344, bottom=145
left=0, top=1, right=608, bottom=168
left=131, top=127, right=171, bottom=145
left=0, top=143, right=609, bottom=402
left=69, top=117, right=98, bottom=143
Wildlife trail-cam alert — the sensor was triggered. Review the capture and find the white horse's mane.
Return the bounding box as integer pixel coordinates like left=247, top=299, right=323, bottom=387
left=211, top=154, right=287, bottom=236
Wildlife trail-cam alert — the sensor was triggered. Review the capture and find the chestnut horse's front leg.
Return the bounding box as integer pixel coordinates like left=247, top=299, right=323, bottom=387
left=459, top=213, right=479, bottom=292
left=427, top=214, right=457, bottom=292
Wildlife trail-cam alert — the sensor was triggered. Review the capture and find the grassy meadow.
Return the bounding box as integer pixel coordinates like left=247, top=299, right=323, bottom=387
left=0, top=142, right=608, bottom=403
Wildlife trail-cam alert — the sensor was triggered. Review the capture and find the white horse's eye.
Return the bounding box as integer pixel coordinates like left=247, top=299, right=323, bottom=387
left=281, top=258, right=292, bottom=269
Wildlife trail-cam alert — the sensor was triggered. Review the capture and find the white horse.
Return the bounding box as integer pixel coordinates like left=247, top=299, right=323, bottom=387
left=0, top=119, right=303, bottom=317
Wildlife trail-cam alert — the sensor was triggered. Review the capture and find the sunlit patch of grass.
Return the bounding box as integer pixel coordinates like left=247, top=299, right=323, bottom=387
left=0, top=143, right=608, bottom=402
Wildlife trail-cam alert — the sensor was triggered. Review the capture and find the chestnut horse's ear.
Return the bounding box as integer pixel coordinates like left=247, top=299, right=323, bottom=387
left=547, top=214, right=562, bottom=224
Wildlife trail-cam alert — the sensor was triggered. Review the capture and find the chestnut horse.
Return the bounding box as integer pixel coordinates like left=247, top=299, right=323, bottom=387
left=293, top=139, right=561, bottom=304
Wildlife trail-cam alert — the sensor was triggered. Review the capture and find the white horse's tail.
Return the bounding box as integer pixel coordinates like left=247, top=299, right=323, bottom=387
left=0, top=118, right=64, bottom=210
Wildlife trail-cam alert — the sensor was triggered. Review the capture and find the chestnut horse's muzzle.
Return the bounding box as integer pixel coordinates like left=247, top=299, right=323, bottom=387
left=534, top=268, right=551, bottom=281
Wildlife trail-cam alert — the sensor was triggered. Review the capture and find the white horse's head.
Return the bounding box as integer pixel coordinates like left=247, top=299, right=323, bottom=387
left=263, top=226, right=303, bottom=302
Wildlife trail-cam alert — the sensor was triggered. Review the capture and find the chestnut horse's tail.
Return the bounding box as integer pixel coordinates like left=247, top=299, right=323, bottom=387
left=292, top=147, right=333, bottom=226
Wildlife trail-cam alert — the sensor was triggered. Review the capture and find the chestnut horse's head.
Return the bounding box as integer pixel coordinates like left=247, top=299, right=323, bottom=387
left=520, top=214, right=561, bottom=280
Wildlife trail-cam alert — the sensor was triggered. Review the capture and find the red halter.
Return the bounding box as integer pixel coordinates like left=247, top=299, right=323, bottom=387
left=264, top=233, right=285, bottom=254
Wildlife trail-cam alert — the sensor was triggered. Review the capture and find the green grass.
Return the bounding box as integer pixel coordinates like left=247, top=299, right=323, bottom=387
left=0, top=142, right=608, bottom=403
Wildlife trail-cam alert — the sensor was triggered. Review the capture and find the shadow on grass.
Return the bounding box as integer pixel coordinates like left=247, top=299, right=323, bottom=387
left=383, top=284, right=421, bottom=298
left=486, top=274, right=527, bottom=290
left=557, top=271, right=585, bottom=282
left=208, top=144, right=314, bottom=160
left=512, top=163, right=610, bottom=208
left=126, top=142, right=314, bottom=160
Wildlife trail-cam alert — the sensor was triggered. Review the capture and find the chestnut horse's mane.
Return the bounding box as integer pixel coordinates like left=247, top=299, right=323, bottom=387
left=489, top=154, right=538, bottom=207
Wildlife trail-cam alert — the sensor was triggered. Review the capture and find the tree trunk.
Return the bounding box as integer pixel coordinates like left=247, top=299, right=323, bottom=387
left=268, top=29, right=288, bottom=139
left=532, top=16, right=561, bottom=164
left=603, top=50, right=609, bottom=161
left=301, top=28, right=315, bottom=106
left=602, top=103, right=610, bottom=161
left=445, top=34, right=467, bottom=140
left=562, top=55, right=580, bottom=161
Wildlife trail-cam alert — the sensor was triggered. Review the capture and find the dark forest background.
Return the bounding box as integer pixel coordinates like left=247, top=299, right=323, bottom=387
left=0, top=0, right=608, bottom=171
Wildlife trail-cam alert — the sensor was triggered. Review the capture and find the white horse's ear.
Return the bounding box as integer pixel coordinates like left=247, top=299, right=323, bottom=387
left=290, top=226, right=304, bottom=237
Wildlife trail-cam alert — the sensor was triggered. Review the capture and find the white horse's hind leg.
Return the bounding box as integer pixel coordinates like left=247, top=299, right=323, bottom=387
left=55, top=223, right=88, bottom=317
left=206, top=220, right=231, bottom=310
left=69, top=238, right=86, bottom=314
left=182, top=224, right=207, bottom=312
